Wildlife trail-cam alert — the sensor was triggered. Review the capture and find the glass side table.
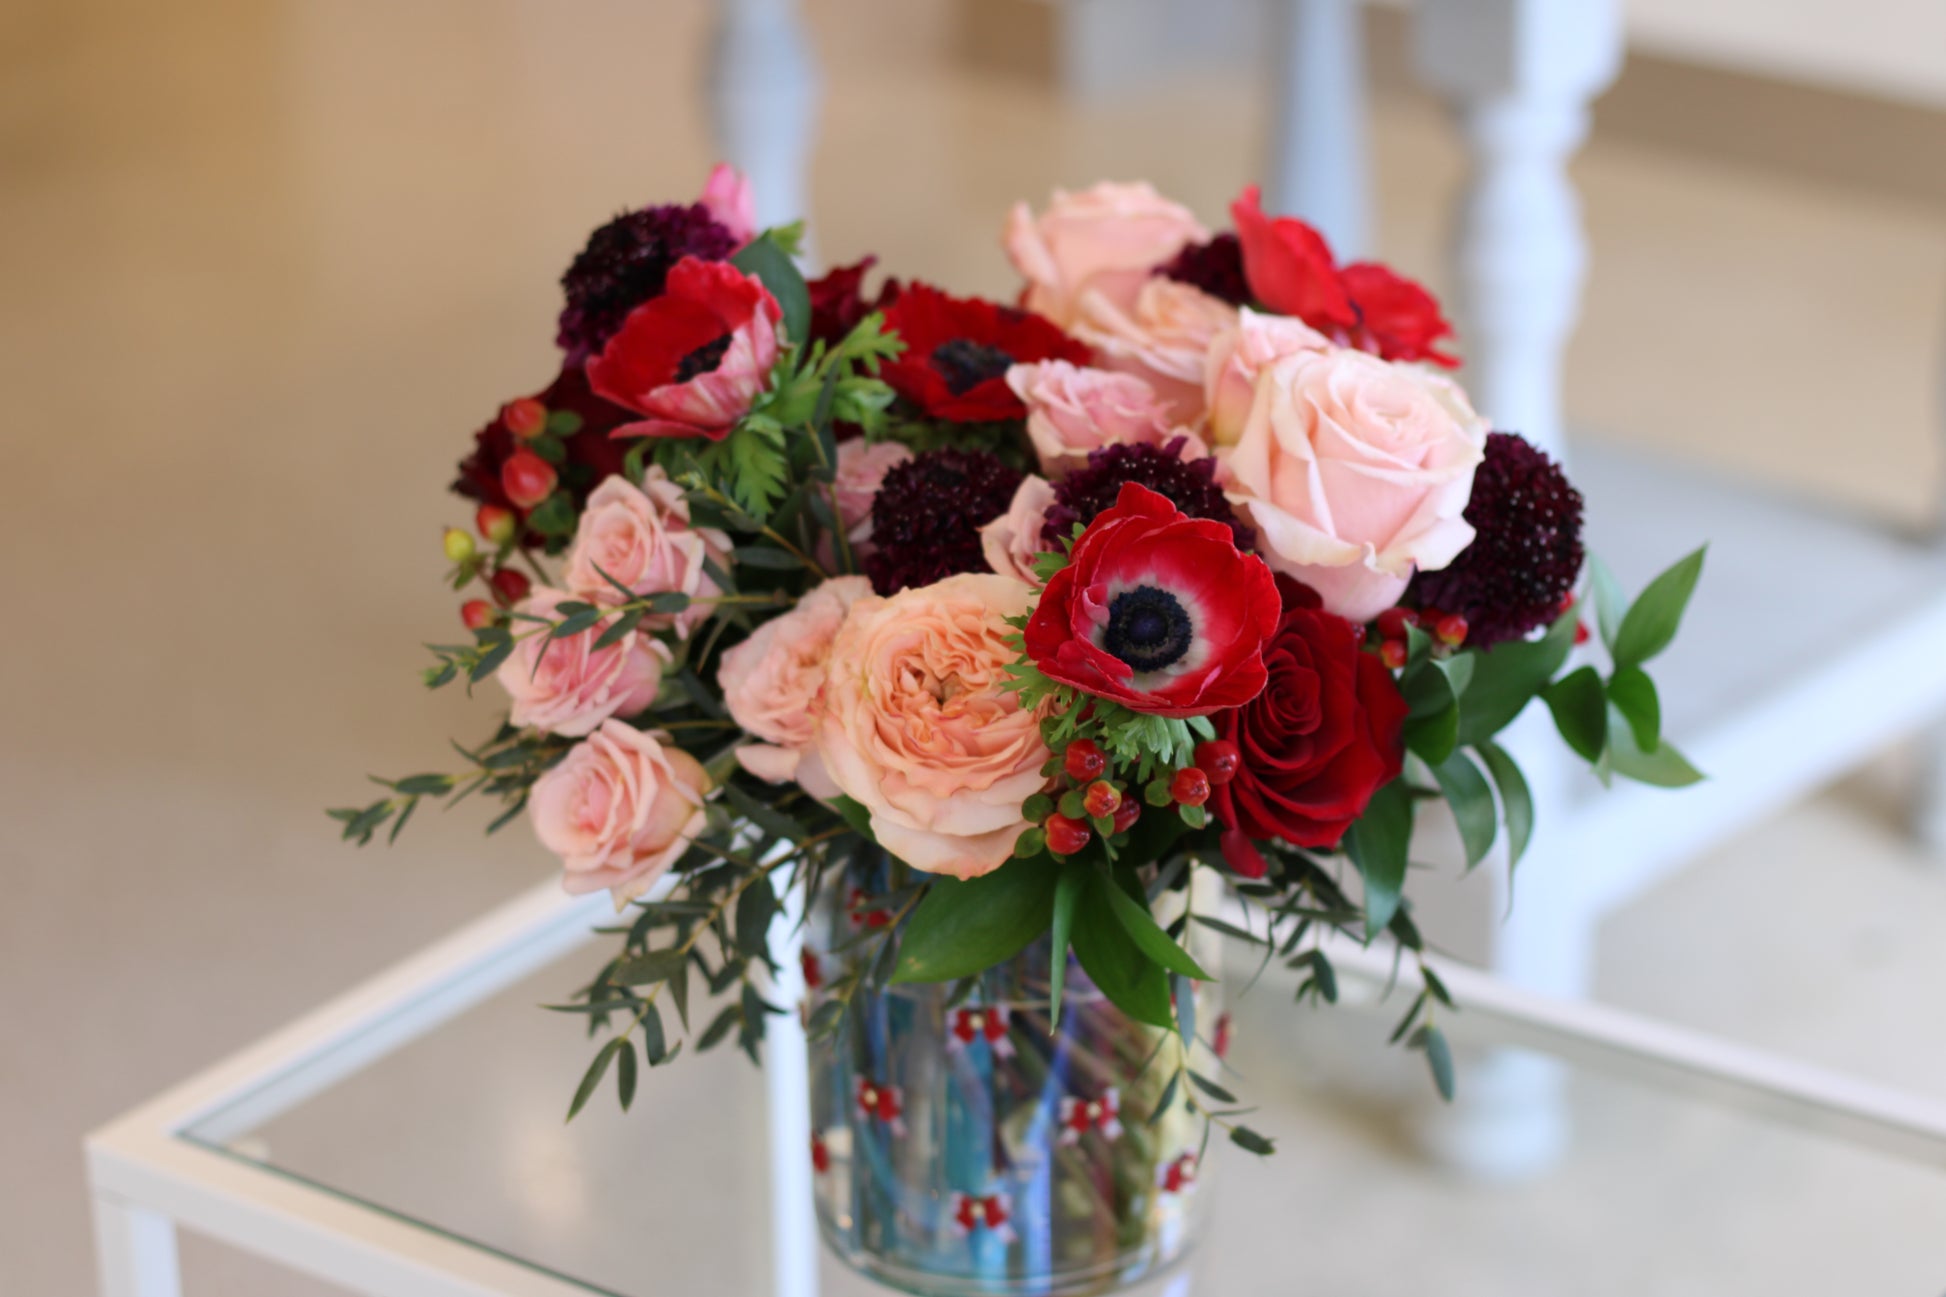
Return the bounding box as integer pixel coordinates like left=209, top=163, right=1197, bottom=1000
left=85, top=879, right=1946, bottom=1297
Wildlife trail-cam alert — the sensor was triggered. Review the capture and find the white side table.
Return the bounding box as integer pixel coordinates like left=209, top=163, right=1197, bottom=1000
left=86, top=878, right=1946, bottom=1296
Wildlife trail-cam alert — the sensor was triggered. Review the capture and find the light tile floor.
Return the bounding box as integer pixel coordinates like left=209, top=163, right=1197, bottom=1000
left=3, top=1, right=1943, bottom=1292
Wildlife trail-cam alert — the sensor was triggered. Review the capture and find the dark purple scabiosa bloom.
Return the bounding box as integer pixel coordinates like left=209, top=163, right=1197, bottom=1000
left=1156, top=233, right=1251, bottom=307
left=1409, top=431, right=1584, bottom=648
left=557, top=204, right=739, bottom=362
left=1041, top=437, right=1252, bottom=552
left=864, top=449, right=1025, bottom=595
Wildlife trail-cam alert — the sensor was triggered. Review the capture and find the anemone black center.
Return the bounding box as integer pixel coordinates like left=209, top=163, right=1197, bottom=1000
left=1103, top=586, right=1194, bottom=673
left=929, top=338, right=1016, bottom=395
left=674, top=334, right=733, bottom=383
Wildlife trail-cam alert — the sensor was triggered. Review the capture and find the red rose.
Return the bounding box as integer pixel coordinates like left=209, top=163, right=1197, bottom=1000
left=880, top=283, right=1088, bottom=423
left=1229, top=185, right=1457, bottom=368
left=586, top=257, right=782, bottom=441
left=1024, top=483, right=1279, bottom=718
left=1211, top=582, right=1407, bottom=850
left=451, top=365, right=634, bottom=517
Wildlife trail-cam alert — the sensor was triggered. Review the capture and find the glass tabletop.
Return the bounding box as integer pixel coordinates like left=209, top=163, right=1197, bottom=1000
left=175, top=931, right=1946, bottom=1297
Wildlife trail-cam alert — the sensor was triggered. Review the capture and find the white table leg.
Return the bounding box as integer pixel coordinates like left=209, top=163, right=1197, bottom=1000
left=764, top=879, right=818, bottom=1297
left=707, top=0, right=822, bottom=264
left=1264, top=0, right=1370, bottom=260
left=92, top=1195, right=181, bottom=1297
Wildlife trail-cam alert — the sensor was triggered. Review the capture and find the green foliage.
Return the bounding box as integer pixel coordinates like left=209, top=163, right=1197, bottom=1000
left=1610, top=546, right=1706, bottom=671
left=1343, top=778, right=1413, bottom=938
left=1068, top=867, right=1174, bottom=1028
left=1453, top=602, right=1579, bottom=746
left=1428, top=750, right=1497, bottom=869
left=890, top=858, right=1058, bottom=983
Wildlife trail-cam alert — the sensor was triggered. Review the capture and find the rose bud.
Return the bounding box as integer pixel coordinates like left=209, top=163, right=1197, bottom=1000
left=475, top=503, right=518, bottom=546
left=501, top=450, right=558, bottom=510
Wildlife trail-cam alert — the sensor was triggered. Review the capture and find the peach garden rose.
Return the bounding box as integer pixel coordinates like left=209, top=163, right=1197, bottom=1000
left=1225, top=346, right=1487, bottom=622
left=810, top=573, right=1049, bottom=879
left=530, top=720, right=711, bottom=905
left=1004, top=182, right=1207, bottom=330
left=496, top=587, right=670, bottom=737
left=717, top=575, right=874, bottom=786
left=563, top=470, right=733, bottom=638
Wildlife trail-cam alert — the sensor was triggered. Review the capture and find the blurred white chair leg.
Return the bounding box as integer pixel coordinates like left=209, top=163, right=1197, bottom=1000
left=707, top=0, right=822, bottom=265
left=764, top=878, right=818, bottom=1297
left=1414, top=0, right=1621, bottom=459
left=1264, top=0, right=1371, bottom=259
left=1908, top=717, right=1946, bottom=854
left=91, top=1196, right=180, bottom=1297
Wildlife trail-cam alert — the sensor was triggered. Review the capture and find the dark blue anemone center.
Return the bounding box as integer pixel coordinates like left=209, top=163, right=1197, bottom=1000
left=673, top=333, right=733, bottom=383
left=930, top=338, right=1016, bottom=395
left=1104, top=586, right=1194, bottom=672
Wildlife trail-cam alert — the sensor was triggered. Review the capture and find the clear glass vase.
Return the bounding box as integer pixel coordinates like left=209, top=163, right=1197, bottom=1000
left=803, top=876, right=1220, bottom=1297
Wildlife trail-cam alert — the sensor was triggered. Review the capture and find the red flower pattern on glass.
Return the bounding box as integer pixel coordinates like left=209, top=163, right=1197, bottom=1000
left=947, top=1005, right=1013, bottom=1058
left=951, top=1192, right=1014, bottom=1240
left=1058, top=1088, right=1122, bottom=1145
left=854, top=1077, right=905, bottom=1135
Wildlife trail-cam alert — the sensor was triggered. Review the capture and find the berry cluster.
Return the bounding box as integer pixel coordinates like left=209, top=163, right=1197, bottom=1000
left=1021, top=737, right=1241, bottom=859
left=1372, top=606, right=1466, bottom=670
left=446, top=401, right=555, bottom=627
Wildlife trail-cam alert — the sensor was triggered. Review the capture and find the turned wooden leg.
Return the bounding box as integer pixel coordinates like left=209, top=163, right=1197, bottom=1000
left=1264, top=0, right=1371, bottom=259
left=707, top=0, right=821, bottom=263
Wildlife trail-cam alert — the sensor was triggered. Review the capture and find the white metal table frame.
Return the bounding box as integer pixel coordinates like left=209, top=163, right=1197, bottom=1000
left=87, top=877, right=1946, bottom=1297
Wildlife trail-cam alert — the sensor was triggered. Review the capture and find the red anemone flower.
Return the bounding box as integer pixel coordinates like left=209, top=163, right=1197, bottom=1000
left=880, top=284, right=1088, bottom=423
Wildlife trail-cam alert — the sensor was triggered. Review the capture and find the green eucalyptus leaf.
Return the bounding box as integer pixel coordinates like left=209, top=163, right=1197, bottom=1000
left=1229, top=1125, right=1276, bottom=1156
left=1542, top=666, right=1609, bottom=763
left=891, top=860, right=1057, bottom=984
left=1344, top=779, right=1413, bottom=939
left=1429, top=750, right=1497, bottom=869
left=1048, top=865, right=1084, bottom=1024
left=567, top=1037, right=625, bottom=1121
left=1613, top=546, right=1706, bottom=670
left=1412, top=1023, right=1456, bottom=1101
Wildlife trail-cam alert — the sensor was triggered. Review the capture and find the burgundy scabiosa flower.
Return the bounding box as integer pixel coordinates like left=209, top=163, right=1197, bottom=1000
left=1408, top=432, right=1584, bottom=648
left=864, top=449, right=1025, bottom=595
left=1024, top=483, right=1280, bottom=718
left=557, top=204, right=740, bottom=362
left=1041, top=438, right=1252, bottom=551
left=879, top=284, right=1089, bottom=423
left=1157, top=233, right=1251, bottom=307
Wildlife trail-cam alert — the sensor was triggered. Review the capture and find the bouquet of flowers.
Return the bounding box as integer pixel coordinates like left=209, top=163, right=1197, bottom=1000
left=333, top=165, right=1703, bottom=1292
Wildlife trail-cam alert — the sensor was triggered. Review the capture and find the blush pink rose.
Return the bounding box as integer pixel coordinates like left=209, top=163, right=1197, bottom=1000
left=1204, top=307, right=1332, bottom=447
left=980, top=475, right=1058, bottom=584
left=563, top=470, right=733, bottom=638
left=1005, top=361, right=1176, bottom=477
left=531, top=720, right=711, bottom=905
left=1072, top=279, right=1238, bottom=423
left=496, top=587, right=670, bottom=737
left=1225, top=347, right=1488, bottom=622
left=1004, top=182, right=1207, bottom=330
left=717, top=576, right=874, bottom=785
left=812, top=573, right=1050, bottom=879
left=699, top=162, right=757, bottom=246
left=832, top=439, right=914, bottom=555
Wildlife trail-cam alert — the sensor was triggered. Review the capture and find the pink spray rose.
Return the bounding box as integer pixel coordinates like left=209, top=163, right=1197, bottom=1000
left=1004, top=182, right=1207, bottom=330
left=1203, top=307, right=1332, bottom=446
left=717, top=576, right=874, bottom=786
left=587, top=257, right=782, bottom=441
left=496, top=587, right=670, bottom=737
left=980, top=475, right=1058, bottom=584
left=1005, top=361, right=1182, bottom=477
left=699, top=162, right=757, bottom=247
left=563, top=470, right=733, bottom=638
left=531, top=720, right=711, bottom=905
left=811, top=573, right=1050, bottom=880
left=1225, top=347, right=1488, bottom=622
left=832, top=439, right=915, bottom=555
left=1071, top=278, right=1237, bottom=423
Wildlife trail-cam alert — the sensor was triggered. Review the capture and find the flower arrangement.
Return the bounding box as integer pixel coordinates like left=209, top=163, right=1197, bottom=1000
left=332, top=168, right=1705, bottom=1174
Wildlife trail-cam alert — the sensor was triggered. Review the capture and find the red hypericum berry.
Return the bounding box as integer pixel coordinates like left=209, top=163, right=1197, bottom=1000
left=501, top=450, right=558, bottom=509
left=1375, top=607, right=1420, bottom=640
left=1170, top=767, right=1210, bottom=807
left=1220, top=828, right=1268, bottom=879
left=489, top=566, right=531, bottom=606
left=1434, top=613, right=1468, bottom=648
left=442, top=526, right=476, bottom=563
left=1082, top=781, right=1122, bottom=819
left=1111, top=798, right=1141, bottom=835
left=1194, top=739, right=1240, bottom=786
left=460, top=599, right=496, bottom=630
left=475, top=503, right=517, bottom=546
left=1062, top=739, right=1106, bottom=782
left=1379, top=638, right=1408, bottom=670
left=502, top=397, right=548, bottom=439
left=1044, top=813, right=1091, bottom=856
